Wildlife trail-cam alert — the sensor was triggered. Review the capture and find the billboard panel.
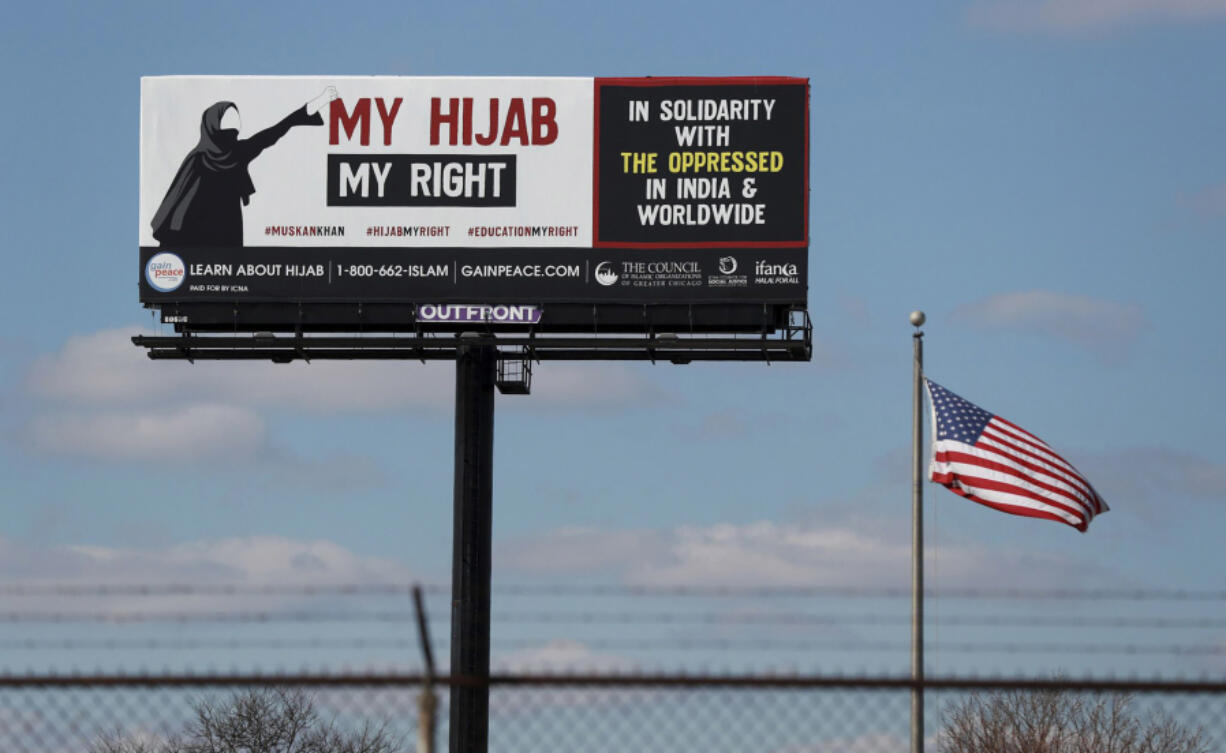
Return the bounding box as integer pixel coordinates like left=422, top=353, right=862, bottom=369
left=139, top=76, right=807, bottom=307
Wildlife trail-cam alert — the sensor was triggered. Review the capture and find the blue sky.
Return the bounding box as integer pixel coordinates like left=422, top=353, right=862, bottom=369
left=1, top=0, right=1225, bottom=679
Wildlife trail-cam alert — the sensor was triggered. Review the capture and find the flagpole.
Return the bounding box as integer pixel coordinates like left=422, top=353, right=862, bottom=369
left=910, top=310, right=926, bottom=753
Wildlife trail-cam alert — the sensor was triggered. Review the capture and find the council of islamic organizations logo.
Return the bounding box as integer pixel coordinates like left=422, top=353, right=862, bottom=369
left=594, top=261, right=619, bottom=286
left=718, top=256, right=738, bottom=275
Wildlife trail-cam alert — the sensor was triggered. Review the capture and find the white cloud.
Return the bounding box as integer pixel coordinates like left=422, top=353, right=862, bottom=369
left=15, top=326, right=661, bottom=461
left=1, top=535, right=409, bottom=586
left=26, top=327, right=450, bottom=412
left=26, top=403, right=265, bottom=460
left=950, top=290, right=1143, bottom=362
left=495, top=639, right=638, bottom=673
left=0, top=535, right=413, bottom=612
left=27, top=327, right=660, bottom=412
left=499, top=519, right=1090, bottom=591
left=645, top=522, right=910, bottom=587
left=968, top=0, right=1226, bottom=32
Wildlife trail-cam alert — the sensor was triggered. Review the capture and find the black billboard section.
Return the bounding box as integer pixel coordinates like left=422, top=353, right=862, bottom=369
left=595, top=78, right=808, bottom=247
left=327, top=155, right=517, bottom=207
left=139, top=246, right=805, bottom=304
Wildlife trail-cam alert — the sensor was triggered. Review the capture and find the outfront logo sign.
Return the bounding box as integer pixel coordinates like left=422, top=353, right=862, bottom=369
left=144, top=252, right=186, bottom=292
left=417, top=303, right=543, bottom=325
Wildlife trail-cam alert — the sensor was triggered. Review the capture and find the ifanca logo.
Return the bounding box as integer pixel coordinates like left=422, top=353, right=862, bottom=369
left=145, top=252, right=186, bottom=292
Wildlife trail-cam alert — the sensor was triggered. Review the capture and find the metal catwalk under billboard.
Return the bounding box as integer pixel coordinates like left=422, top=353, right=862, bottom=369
left=139, top=76, right=808, bottom=305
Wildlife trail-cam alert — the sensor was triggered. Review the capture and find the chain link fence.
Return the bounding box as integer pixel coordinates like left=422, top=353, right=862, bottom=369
left=3, top=582, right=1223, bottom=751
left=1, top=674, right=1222, bottom=753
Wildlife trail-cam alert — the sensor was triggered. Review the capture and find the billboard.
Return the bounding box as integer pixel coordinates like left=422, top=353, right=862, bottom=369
left=139, top=76, right=807, bottom=307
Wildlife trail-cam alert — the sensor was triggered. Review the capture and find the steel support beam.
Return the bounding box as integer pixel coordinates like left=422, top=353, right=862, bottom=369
left=449, top=337, right=496, bottom=753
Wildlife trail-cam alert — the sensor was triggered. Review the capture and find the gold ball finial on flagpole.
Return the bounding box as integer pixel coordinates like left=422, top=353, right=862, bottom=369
left=909, top=310, right=926, bottom=328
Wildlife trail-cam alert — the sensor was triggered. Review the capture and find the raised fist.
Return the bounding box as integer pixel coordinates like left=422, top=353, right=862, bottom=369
left=306, top=86, right=340, bottom=116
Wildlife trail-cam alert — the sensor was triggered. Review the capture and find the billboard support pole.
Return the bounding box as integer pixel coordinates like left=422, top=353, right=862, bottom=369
left=450, top=335, right=496, bottom=753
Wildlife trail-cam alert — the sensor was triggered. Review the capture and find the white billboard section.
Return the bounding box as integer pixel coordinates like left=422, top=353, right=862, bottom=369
left=139, top=76, right=594, bottom=248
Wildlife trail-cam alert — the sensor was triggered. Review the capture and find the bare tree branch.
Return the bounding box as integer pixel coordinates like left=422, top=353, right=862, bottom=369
left=940, top=687, right=1210, bottom=753
left=94, top=688, right=407, bottom=753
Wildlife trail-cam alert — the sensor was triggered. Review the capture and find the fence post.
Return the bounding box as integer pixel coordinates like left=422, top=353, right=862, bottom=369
left=413, top=584, right=438, bottom=753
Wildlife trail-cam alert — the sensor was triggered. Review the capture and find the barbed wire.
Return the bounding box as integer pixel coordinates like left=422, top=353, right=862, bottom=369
left=0, top=610, right=416, bottom=624
left=1, top=672, right=1224, bottom=691
left=0, top=584, right=413, bottom=597
left=1, top=610, right=1223, bottom=630
left=477, top=584, right=1226, bottom=601
left=3, top=583, right=1224, bottom=600
left=3, top=637, right=1224, bottom=656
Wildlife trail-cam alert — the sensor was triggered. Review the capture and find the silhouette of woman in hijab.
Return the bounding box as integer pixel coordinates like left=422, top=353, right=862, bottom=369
left=152, top=87, right=338, bottom=247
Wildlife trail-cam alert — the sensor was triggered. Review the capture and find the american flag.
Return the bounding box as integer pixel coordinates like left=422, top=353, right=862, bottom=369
left=925, top=379, right=1107, bottom=532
